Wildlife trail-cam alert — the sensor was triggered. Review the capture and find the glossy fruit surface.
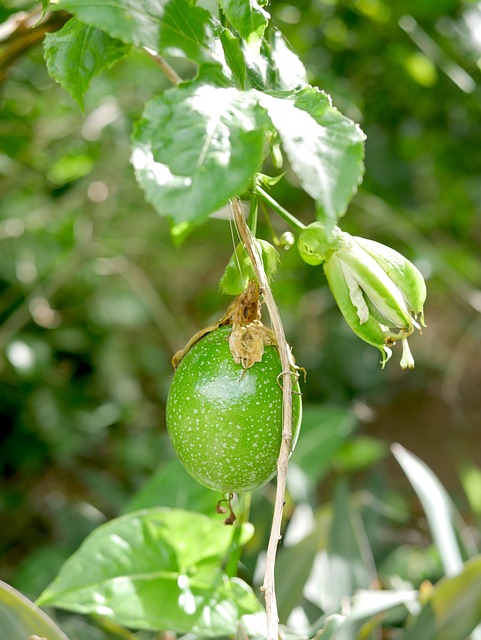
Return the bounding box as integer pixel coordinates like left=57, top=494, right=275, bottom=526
left=166, top=325, right=302, bottom=493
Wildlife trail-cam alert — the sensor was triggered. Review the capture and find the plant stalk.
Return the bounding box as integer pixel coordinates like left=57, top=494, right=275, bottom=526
left=231, top=197, right=296, bottom=640
left=143, top=47, right=182, bottom=86
left=254, top=185, right=306, bottom=233
left=224, top=492, right=251, bottom=578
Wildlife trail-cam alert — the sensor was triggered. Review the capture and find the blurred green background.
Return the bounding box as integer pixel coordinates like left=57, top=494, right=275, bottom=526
left=1, top=0, right=481, bottom=636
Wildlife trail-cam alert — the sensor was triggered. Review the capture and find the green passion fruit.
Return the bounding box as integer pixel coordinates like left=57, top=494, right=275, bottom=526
left=166, top=324, right=302, bottom=493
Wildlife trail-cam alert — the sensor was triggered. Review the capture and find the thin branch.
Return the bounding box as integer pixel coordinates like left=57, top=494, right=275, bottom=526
left=0, top=9, right=70, bottom=85
left=231, top=197, right=296, bottom=640
left=144, top=47, right=182, bottom=86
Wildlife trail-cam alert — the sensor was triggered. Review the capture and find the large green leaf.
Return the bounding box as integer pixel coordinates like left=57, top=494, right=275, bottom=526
left=259, top=87, right=365, bottom=226
left=0, top=580, right=69, bottom=640
left=217, top=0, right=270, bottom=49
left=44, top=17, right=131, bottom=109
left=37, top=508, right=260, bottom=635
left=53, top=0, right=232, bottom=78
left=131, top=84, right=268, bottom=225
left=403, top=555, right=481, bottom=640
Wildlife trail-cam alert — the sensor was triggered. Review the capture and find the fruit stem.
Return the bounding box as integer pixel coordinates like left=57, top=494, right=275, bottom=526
left=231, top=197, right=298, bottom=640
left=254, top=185, right=306, bottom=233
left=224, top=493, right=251, bottom=578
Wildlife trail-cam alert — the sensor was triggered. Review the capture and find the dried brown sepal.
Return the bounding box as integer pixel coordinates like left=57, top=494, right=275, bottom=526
left=229, top=322, right=276, bottom=369
left=216, top=493, right=236, bottom=526
left=171, top=280, right=277, bottom=370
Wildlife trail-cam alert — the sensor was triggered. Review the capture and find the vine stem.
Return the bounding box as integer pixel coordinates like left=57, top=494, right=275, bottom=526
left=231, top=197, right=295, bottom=640
left=144, top=47, right=182, bottom=86
left=254, top=185, right=306, bottom=233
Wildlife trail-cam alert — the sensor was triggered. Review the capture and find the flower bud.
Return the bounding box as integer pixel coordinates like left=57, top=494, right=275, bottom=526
left=297, top=222, right=426, bottom=367
left=298, top=222, right=343, bottom=265
left=321, top=231, right=426, bottom=368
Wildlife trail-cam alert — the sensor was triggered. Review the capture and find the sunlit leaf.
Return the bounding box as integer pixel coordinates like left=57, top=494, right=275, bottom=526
left=0, top=580, right=69, bottom=640
left=327, top=589, right=418, bottom=640
left=392, top=444, right=477, bottom=575
left=403, top=555, right=481, bottom=640
left=244, top=28, right=307, bottom=91
left=131, top=84, right=268, bottom=226
left=259, top=87, right=365, bottom=227
left=53, top=0, right=233, bottom=79
left=263, top=29, right=308, bottom=90
left=220, top=28, right=247, bottom=88
left=37, top=508, right=260, bottom=635
left=217, top=0, right=270, bottom=49
left=44, top=17, right=130, bottom=109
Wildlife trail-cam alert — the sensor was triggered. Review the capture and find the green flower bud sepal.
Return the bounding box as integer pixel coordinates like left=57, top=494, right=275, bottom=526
left=298, top=223, right=427, bottom=368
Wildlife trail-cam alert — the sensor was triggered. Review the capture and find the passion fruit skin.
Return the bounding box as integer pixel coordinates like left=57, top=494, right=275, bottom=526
left=166, top=325, right=302, bottom=493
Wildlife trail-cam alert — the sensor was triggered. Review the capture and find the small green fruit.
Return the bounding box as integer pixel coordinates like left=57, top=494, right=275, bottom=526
left=166, top=325, right=302, bottom=493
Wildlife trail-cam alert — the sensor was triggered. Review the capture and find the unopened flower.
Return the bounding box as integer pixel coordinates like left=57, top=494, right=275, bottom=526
left=298, top=223, right=427, bottom=368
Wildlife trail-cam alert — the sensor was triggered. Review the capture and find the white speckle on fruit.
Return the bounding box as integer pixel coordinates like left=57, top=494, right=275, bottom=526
left=166, top=324, right=302, bottom=493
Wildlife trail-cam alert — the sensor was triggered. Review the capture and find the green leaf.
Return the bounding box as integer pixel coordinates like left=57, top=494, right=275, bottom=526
left=121, top=458, right=218, bottom=515
left=38, top=508, right=260, bottom=635
left=220, top=29, right=247, bottom=88
left=131, top=84, right=268, bottom=226
left=315, top=615, right=345, bottom=639
left=290, top=404, right=357, bottom=485
left=392, top=444, right=477, bottom=575
left=0, top=580, right=69, bottom=640
left=313, top=480, right=376, bottom=613
left=44, top=17, right=131, bottom=109
left=460, top=463, right=481, bottom=516
left=244, top=28, right=307, bottom=91
left=349, top=589, right=419, bottom=622
left=259, top=87, right=365, bottom=227
left=334, top=436, right=388, bottom=472
left=54, top=0, right=234, bottom=80
left=403, top=555, right=481, bottom=640
left=329, top=589, right=419, bottom=639
left=263, top=29, right=308, bottom=90
left=220, top=239, right=279, bottom=295
left=276, top=515, right=328, bottom=622
left=218, top=0, right=270, bottom=49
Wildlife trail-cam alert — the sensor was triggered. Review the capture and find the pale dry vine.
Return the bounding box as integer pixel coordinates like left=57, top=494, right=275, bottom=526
left=231, top=197, right=297, bottom=640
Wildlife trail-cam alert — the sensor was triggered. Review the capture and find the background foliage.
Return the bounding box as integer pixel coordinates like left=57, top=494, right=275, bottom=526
left=1, top=0, right=481, bottom=638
